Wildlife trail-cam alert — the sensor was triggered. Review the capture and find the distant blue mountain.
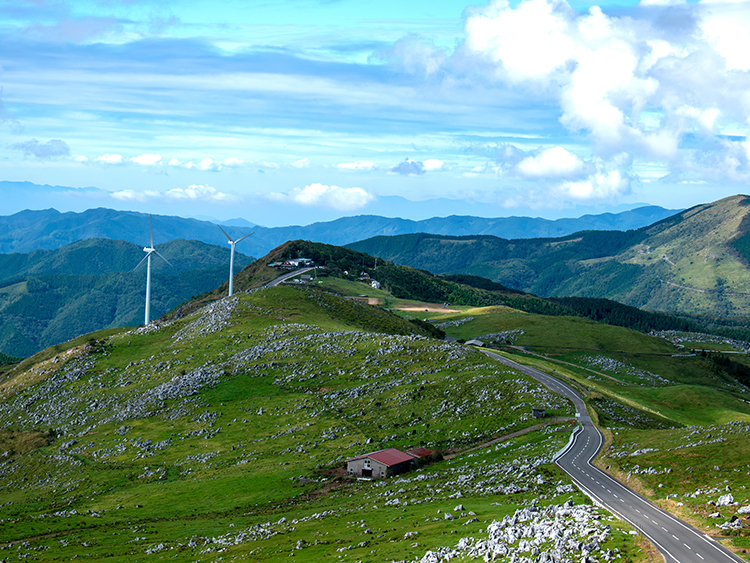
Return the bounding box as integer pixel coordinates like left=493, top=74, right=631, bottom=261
left=0, top=205, right=678, bottom=259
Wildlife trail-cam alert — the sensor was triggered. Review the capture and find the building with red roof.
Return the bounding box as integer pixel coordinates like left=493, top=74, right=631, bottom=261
left=346, top=448, right=417, bottom=479
left=406, top=447, right=434, bottom=459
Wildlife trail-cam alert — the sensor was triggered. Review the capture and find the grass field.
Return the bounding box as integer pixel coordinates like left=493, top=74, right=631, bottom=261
left=3, top=279, right=749, bottom=561
left=598, top=421, right=750, bottom=553
left=0, top=284, right=661, bottom=562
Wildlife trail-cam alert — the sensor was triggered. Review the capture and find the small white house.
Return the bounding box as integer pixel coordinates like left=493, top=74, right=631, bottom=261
left=370, top=280, right=380, bottom=289
left=287, top=258, right=315, bottom=268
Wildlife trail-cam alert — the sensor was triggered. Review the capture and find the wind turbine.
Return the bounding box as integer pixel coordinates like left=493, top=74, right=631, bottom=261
left=134, top=215, right=172, bottom=325
left=218, top=225, right=253, bottom=296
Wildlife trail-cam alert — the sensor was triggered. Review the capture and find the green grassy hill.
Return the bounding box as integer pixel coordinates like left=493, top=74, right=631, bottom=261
left=411, top=303, right=750, bottom=554
left=195, top=239, right=745, bottom=343
left=412, top=305, right=750, bottom=427
left=0, top=283, right=660, bottom=563
left=0, top=239, right=252, bottom=357
left=349, top=194, right=750, bottom=317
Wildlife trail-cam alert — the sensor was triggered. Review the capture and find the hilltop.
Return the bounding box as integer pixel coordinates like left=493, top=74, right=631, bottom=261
left=349, top=195, right=750, bottom=317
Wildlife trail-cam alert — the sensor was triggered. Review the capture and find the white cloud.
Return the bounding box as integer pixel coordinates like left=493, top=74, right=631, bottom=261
left=292, top=158, right=310, bottom=168
left=130, top=153, right=161, bottom=165
left=197, top=158, right=219, bottom=171
left=165, top=184, right=235, bottom=202
left=171, top=157, right=241, bottom=170
left=701, top=3, right=750, bottom=71
left=110, top=184, right=235, bottom=203
left=183, top=158, right=220, bottom=171
left=272, top=183, right=375, bottom=210
left=516, top=146, right=585, bottom=178
left=465, top=0, right=576, bottom=83
left=95, top=153, right=123, bottom=164
left=423, top=158, right=444, bottom=171
left=671, top=137, right=750, bottom=184
left=375, top=35, right=447, bottom=76
left=74, top=155, right=88, bottom=163
left=390, top=158, right=425, bottom=176
left=559, top=154, right=632, bottom=200
left=562, top=170, right=629, bottom=200
left=111, top=189, right=146, bottom=202
left=463, top=0, right=750, bottom=169
left=337, top=161, right=376, bottom=171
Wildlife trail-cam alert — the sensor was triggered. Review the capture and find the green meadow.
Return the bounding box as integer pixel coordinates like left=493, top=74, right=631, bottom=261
left=409, top=304, right=750, bottom=557
left=3, top=269, right=750, bottom=561
left=0, top=284, right=660, bottom=562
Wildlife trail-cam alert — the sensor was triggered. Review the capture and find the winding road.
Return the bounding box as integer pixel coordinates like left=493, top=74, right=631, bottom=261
left=263, top=267, right=317, bottom=288
left=483, top=350, right=744, bottom=563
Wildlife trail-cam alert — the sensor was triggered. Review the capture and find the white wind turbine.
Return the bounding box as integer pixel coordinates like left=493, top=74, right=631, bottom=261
left=218, top=225, right=253, bottom=296
left=134, top=215, right=172, bottom=325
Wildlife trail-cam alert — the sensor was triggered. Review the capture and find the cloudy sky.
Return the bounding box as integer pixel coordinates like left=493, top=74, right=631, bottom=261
left=1, top=0, right=749, bottom=226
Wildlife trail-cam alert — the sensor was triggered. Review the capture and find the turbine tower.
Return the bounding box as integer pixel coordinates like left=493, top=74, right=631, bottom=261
left=134, top=215, right=172, bottom=325
left=218, top=225, right=253, bottom=296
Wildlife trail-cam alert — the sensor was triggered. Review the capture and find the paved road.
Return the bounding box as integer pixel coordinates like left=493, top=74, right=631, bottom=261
left=263, top=267, right=317, bottom=288
left=482, top=350, right=744, bottom=563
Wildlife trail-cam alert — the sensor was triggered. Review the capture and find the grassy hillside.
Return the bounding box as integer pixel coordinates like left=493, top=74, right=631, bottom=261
left=0, top=283, right=658, bottom=562
left=349, top=194, right=750, bottom=317
left=200, top=239, right=741, bottom=344
left=0, top=239, right=252, bottom=357
left=404, top=303, right=750, bottom=553
left=414, top=305, right=750, bottom=425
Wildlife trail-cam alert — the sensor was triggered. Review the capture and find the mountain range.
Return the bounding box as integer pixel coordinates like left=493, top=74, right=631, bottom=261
left=349, top=194, right=750, bottom=317
left=0, top=204, right=677, bottom=258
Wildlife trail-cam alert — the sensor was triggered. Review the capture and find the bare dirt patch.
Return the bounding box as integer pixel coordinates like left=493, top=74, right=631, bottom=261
left=398, top=305, right=461, bottom=313
left=346, top=297, right=383, bottom=305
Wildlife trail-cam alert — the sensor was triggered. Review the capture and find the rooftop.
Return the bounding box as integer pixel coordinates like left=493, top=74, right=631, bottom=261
left=347, top=448, right=415, bottom=467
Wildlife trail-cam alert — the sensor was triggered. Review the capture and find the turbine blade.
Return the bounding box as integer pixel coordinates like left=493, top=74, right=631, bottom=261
left=150, top=214, right=154, bottom=248
left=153, top=249, right=173, bottom=267
left=217, top=224, right=233, bottom=242
left=134, top=252, right=149, bottom=270
left=235, top=232, right=254, bottom=243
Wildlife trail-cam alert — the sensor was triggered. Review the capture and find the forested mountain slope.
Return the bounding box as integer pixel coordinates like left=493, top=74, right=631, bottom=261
left=349, top=195, right=750, bottom=317
left=0, top=239, right=252, bottom=357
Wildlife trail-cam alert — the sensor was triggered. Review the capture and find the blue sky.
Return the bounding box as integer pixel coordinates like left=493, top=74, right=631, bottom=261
left=1, top=0, right=749, bottom=226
